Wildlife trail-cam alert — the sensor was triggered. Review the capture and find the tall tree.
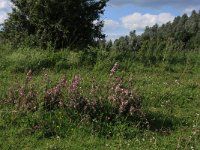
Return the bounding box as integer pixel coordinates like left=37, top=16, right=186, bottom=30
left=2, top=0, right=108, bottom=49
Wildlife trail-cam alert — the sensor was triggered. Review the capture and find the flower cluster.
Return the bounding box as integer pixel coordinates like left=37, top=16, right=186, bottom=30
left=44, top=76, right=67, bottom=110
left=67, top=75, right=81, bottom=93
left=108, top=77, right=141, bottom=116
left=6, top=70, right=38, bottom=111
left=43, top=75, right=82, bottom=111
left=4, top=63, right=143, bottom=122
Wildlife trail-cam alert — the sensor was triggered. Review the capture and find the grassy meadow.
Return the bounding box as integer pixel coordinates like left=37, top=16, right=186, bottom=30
left=0, top=44, right=200, bottom=149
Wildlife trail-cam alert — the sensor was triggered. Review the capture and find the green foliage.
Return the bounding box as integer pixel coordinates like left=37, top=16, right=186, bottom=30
left=112, top=10, right=200, bottom=58
left=2, top=0, right=108, bottom=49
left=1, top=43, right=199, bottom=75
left=114, top=30, right=140, bottom=52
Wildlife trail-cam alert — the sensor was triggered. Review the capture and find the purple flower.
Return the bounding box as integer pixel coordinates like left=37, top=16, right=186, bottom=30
left=71, top=75, right=81, bottom=92
left=110, top=62, right=119, bottom=76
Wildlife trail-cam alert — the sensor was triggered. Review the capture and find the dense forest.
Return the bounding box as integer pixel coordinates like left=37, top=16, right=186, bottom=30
left=103, top=10, right=200, bottom=52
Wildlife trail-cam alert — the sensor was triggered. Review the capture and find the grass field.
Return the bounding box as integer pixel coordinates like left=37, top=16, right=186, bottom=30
left=0, top=45, right=200, bottom=149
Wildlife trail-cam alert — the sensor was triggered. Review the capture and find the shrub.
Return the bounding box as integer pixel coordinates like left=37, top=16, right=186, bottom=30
left=2, top=63, right=143, bottom=137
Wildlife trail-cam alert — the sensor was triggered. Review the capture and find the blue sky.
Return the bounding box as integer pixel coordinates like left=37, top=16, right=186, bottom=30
left=1, top=0, right=200, bottom=40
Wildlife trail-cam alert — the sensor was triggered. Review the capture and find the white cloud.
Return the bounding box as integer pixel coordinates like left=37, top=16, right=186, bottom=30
left=0, top=11, right=7, bottom=24
left=0, top=0, right=11, bottom=11
left=104, top=19, right=120, bottom=30
left=121, top=12, right=175, bottom=31
left=183, top=6, right=200, bottom=15
left=0, top=1, right=7, bottom=9
left=103, top=19, right=128, bottom=40
left=106, top=33, right=125, bottom=41
left=0, top=0, right=12, bottom=24
left=110, top=0, right=200, bottom=10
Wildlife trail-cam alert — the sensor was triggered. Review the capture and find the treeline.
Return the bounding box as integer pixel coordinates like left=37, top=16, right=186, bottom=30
left=101, top=10, right=200, bottom=52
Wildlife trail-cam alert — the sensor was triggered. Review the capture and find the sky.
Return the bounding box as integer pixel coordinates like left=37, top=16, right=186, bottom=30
left=0, top=0, right=200, bottom=40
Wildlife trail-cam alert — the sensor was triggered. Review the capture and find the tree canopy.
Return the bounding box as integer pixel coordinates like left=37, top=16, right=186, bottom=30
left=112, top=10, right=200, bottom=52
left=2, top=0, right=108, bottom=49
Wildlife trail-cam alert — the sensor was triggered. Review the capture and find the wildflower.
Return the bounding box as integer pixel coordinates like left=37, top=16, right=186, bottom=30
left=69, top=75, right=81, bottom=92
left=60, top=76, right=67, bottom=87
left=53, top=86, right=60, bottom=95
left=124, top=89, right=129, bottom=96
left=122, top=100, right=129, bottom=106
left=19, top=88, right=25, bottom=97
left=110, top=62, right=119, bottom=76
left=26, top=70, right=32, bottom=81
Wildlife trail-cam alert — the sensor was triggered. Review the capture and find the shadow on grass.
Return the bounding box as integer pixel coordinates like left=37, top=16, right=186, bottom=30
left=142, top=111, right=176, bottom=135
left=87, top=110, right=182, bottom=139
left=0, top=107, right=183, bottom=139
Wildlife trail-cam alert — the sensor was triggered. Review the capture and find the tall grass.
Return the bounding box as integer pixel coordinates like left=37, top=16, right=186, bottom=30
left=1, top=44, right=199, bottom=74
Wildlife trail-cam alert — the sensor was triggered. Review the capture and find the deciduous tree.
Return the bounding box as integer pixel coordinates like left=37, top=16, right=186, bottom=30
left=2, top=0, right=108, bottom=49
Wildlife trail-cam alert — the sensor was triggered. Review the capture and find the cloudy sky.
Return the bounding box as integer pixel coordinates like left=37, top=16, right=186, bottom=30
left=0, top=0, right=200, bottom=40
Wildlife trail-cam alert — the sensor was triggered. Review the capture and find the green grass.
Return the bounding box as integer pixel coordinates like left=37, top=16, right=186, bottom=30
left=0, top=45, right=200, bottom=149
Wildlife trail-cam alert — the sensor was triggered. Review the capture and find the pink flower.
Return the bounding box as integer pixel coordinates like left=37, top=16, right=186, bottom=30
left=60, top=77, right=67, bottom=87
left=19, top=90, right=24, bottom=97
left=18, top=86, right=25, bottom=97
left=110, top=62, right=119, bottom=76
left=26, top=70, right=32, bottom=81
left=71, top=75, right=81, bottom=91
left=124, top=89, right=129, bottom=96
